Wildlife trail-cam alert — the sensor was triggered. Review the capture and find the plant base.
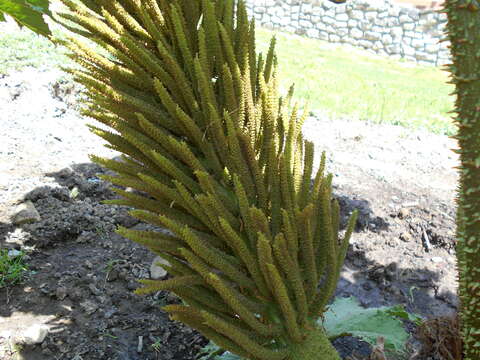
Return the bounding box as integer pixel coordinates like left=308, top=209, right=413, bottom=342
left=288, top=326, right=341, bottom=360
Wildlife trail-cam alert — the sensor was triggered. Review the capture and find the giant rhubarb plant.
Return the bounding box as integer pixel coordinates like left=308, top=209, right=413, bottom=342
left=53, top=1, right=357, bottom=359
left=442, top=0, right=480, bottom=358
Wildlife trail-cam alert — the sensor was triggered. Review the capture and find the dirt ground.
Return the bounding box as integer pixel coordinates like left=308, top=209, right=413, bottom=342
left=0, top=67, right=459, bottom=360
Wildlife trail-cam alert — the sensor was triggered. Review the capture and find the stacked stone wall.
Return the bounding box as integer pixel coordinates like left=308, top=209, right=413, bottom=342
left=245, top=0, right=450, bottom=66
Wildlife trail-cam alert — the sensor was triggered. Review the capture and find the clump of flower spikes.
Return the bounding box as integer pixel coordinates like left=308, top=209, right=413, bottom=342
left=53, top=0, right=357, bottom=359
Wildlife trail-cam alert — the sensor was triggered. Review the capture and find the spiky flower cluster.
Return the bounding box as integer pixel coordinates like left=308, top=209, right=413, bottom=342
left=441, top=0, right=480, bottom=358
left=53, top=1, right=356, bottom=359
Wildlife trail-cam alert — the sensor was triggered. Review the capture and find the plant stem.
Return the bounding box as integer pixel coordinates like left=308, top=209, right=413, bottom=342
left=443, top=0, right=480, bottom=358
left=287, top=326, right=341, bottom=360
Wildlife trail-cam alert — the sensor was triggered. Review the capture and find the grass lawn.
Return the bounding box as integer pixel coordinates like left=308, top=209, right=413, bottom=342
left=256, top=29, right=455, bottom=135
left=0, top=22, right=456, bottom=135
left=0, top=27, right=69, bottom=74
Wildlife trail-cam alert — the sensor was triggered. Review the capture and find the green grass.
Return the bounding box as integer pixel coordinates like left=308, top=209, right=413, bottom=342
left=0, top=249, right=29, bottom=288
left=256, top=29, right=456, bottom=135
left=0, top=23, right=455, bottom=135
left=0, top=26, right=70, bottom=74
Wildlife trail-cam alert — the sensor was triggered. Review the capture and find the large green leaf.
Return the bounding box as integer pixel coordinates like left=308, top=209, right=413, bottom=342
left=321, top=296, right=417, bottom=354
left=0, top=0, right=51, bottom=37
left=199, top=296, right=420, bottom=359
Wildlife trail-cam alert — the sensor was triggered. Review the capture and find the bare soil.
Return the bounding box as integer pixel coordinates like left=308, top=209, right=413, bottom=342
left=0, top=67, right=459, bottom=360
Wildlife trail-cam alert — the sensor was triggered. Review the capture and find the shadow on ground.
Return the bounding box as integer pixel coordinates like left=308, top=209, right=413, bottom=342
left=0, top=161, right=458, bottom=360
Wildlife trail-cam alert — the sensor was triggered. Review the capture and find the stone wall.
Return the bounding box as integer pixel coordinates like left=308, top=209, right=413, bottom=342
left=245, top=0, right=450, bottom=66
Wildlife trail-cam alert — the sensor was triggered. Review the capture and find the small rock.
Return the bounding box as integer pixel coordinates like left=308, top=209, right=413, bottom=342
left=385, top=263, right=398, bottom=281
left=80, top=300, right=98, bottom=315
left=103, top=308, right=117, bottom=319
left=352, top=257, right=364, bottom=267
left=11, top=201, right=41, bottom=225
left=107, top=269, right=119, bottom=282
left=42, top=348, right=53, bottom=356
left=22, top=324, right=49, bottom=345
left=150, top=256, right=170, bottom=280
left=7, top=249, right=22, bottom=258
left=69, top=187, right=79, bottom=199
left=398, top=208, right=410, bottom=219
left=56, top=286, right=68, bottom=300
left=399, top=232, right=412, bottom=242
left=114, top=214, right=139, bottom=228
left=423, top=230, right=432, bottom=252
left=368, top=267, right=385, bottom=283
left=118, top=270, right=128, bottom=280
left=389, top=287, right=403, bottom=298
left=127, top=281, right=138, bottom=291
left=75, top=232, right=90, bottom=243
left=39, top=283, right=51, bottom=296
left=88, top=284, right=102, bottom=296
left=431, top=256, right=443, bottom=263
left=84, top=260, right=93, bottom=269
left=4, top=228, right=30, bottom=247
left=166, top=293, right=179, bottom=303
left=435, top=284, right=458, bottom=306
left=70, top=287, right=84, bottom=301
left=362, top=282, right=373, bottom=291
left=58, top=343, right=70, bottom=353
